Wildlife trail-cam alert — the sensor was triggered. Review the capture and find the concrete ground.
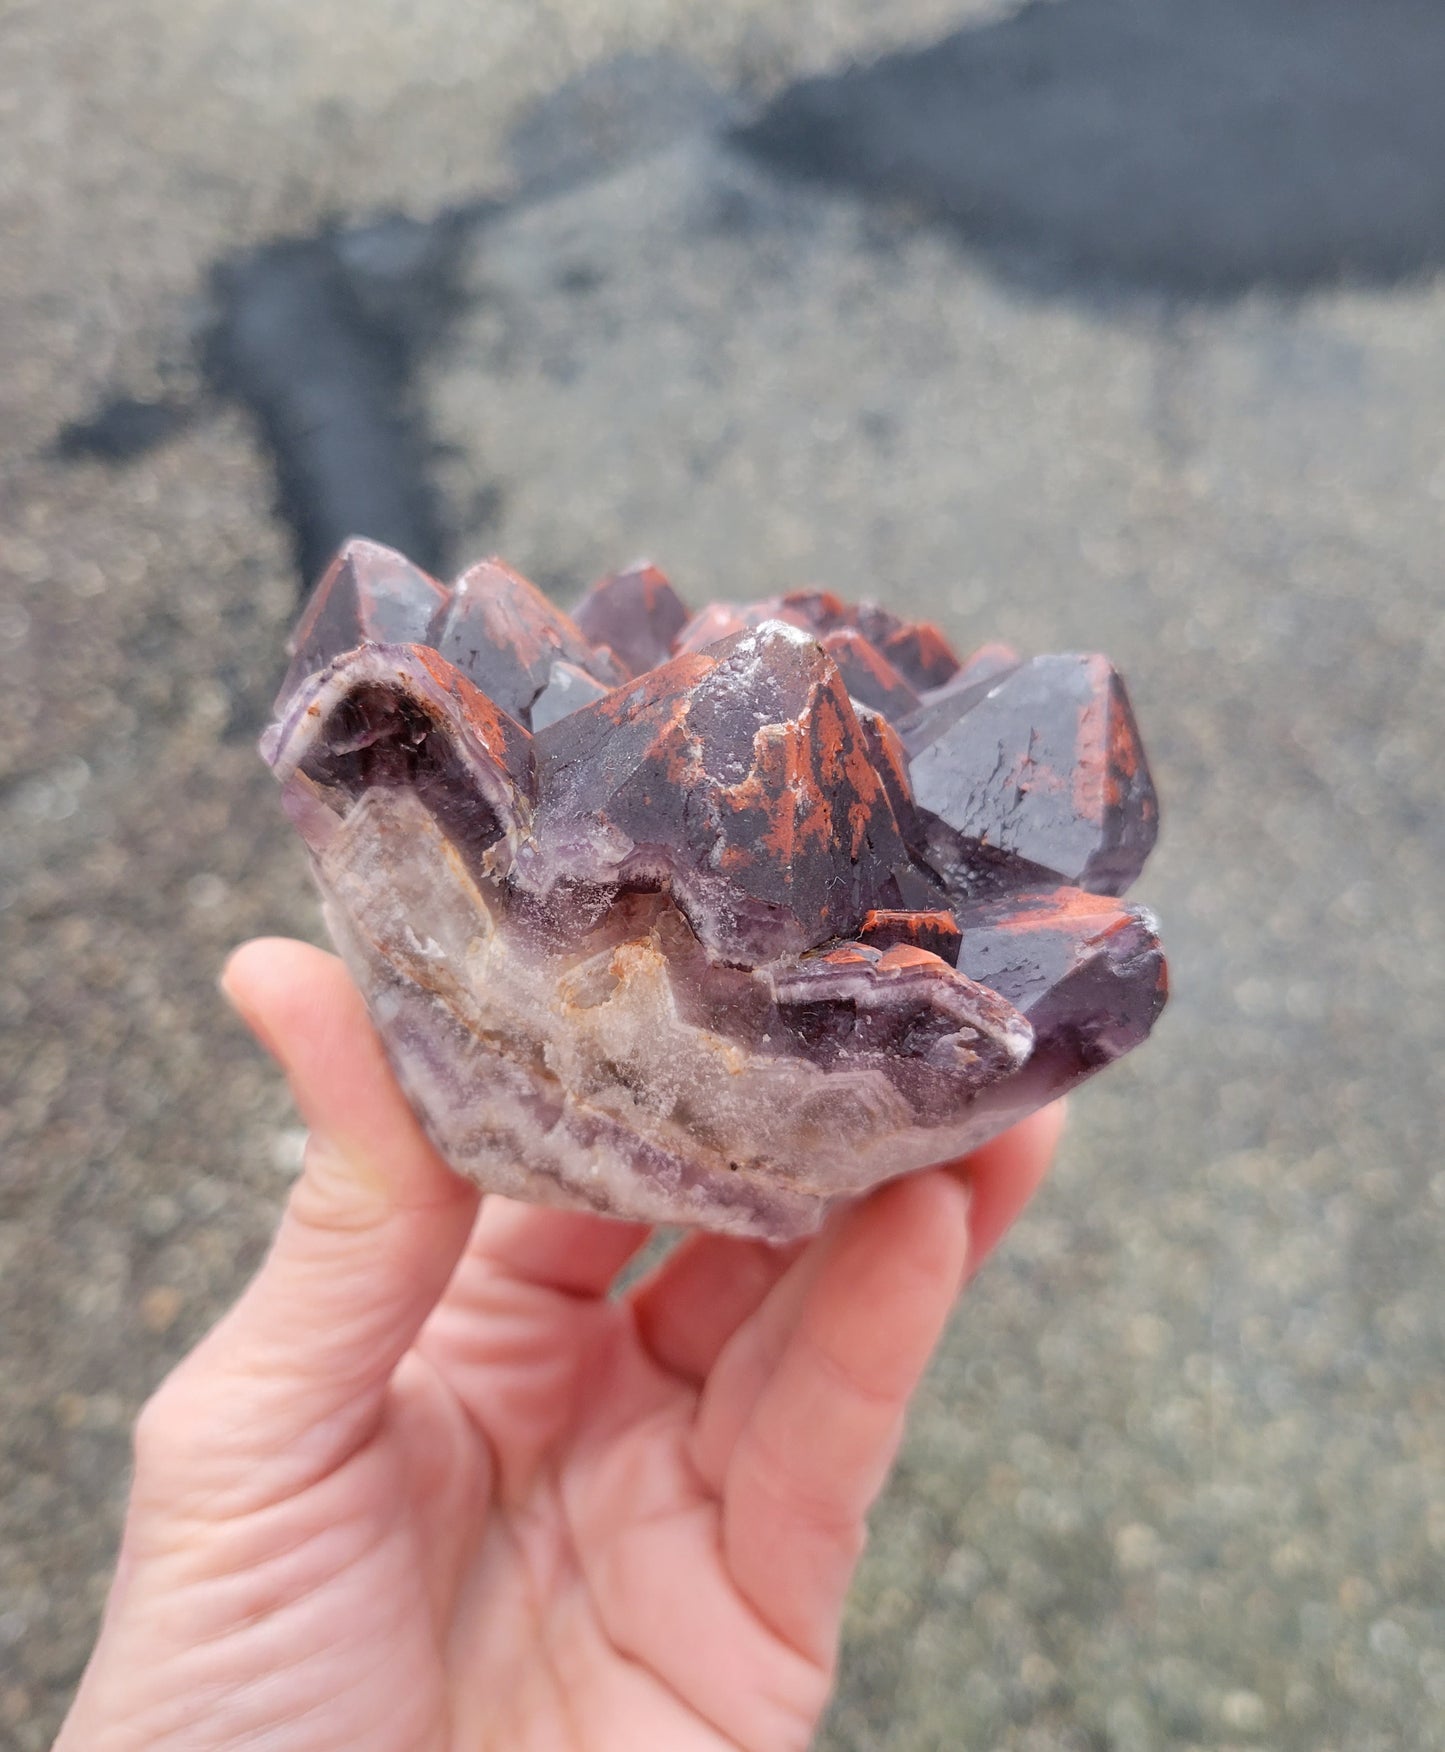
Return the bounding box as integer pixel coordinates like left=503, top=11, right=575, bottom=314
left=3, top=2, right=1444, bottom=1748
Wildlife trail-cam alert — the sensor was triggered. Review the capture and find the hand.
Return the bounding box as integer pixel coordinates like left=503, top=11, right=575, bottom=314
left=57, top=938, right=1062, bottom=1752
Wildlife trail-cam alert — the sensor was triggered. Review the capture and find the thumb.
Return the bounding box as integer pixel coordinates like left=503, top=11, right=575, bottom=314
left=139, top=938, right=479, bottom=1507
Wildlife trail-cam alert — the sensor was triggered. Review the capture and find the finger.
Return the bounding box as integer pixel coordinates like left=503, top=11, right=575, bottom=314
left=145, top=939, right=479, bottom=1500
left=628, top=1232, right=806, bottom=1386
left=421, top=1202, right=651, bottom=1370
left=720, top=1169, right=972, bottom=1664
left=453, top=1199, right=653, bottom=1302
left=955, top=1101, right=1066, bottom=1280
left=682, top=1109, right=1061, bottom=1497
left=687, top=1104, right=1064, bottom=1486
left=687, top=1227, right=840, bottom=1493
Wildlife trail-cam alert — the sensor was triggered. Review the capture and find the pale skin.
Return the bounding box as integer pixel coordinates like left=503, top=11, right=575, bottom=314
left=56, top=937, right=1063, bottom=1752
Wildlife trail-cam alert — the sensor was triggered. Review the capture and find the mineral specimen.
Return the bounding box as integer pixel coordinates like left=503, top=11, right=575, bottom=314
left=264, top=539, right=1167, bottom=1240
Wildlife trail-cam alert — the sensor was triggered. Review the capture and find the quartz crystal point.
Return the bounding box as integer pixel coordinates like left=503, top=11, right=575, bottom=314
left=274, top=538, right=448, bottom=712
left=572, top=563, right=690, bottom=679
left=266, top=540, right=1167, bottom=1240
left=903, top=653, right=1159, bottom=899
left=429, top=558, right=624, bottom=726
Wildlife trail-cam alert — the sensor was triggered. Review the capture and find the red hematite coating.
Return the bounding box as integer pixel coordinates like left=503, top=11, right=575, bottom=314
left=264, top=540, right=1167, bottom=1239
left=571, top=562, right=690, bottom=679
left=427, top=557, right=623, bottom=723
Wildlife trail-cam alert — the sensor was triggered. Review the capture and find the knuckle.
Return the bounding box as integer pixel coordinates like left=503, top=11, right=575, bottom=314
left=283, top=1146, right=396, bottom=1239
left=743, top=1429, right=862, bottom=1545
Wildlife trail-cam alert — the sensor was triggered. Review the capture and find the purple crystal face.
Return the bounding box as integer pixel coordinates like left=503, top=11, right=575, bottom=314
left=264, top=539, right=1167, bottom=1240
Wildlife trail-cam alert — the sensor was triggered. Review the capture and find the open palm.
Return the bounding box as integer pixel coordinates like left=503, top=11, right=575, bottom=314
left=58, top=940, right=1061, bottom=1752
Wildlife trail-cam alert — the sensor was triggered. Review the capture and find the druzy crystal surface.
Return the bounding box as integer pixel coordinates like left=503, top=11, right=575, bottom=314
left=264, top=539, right=1167, bottom=1239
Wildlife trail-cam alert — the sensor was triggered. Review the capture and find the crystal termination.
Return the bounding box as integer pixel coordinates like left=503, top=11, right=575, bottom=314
left=263, top=541, right=1167, bottom=1240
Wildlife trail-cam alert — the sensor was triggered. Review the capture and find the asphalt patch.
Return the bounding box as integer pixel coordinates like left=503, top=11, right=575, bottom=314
left=203, top=219, right=477, bottom=586
left=138, top=54, right=733, bottom=594
left=737, top=0, right=1445, bottom=295
left=52, top=14, right=1445, bottom=602
left=52, top=396, right=193, bottom=463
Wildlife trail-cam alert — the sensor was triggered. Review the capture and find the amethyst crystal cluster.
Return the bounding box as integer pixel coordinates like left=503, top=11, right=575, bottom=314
left=264, top=539, right=1167, bottom=1240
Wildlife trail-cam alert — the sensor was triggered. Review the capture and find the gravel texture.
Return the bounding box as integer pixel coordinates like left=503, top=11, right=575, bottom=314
left=3, top=3, right=1443, bottom=1748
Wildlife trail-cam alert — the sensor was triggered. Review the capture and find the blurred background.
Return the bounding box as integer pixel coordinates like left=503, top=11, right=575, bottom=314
left=3, top=1, right=1444, bottom=1746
